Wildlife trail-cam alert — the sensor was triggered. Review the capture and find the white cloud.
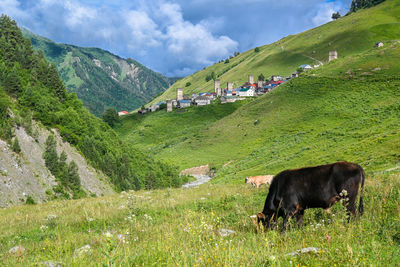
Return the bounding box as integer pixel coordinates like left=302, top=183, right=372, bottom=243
left=63, top=0, right=97, bottom=29
left=311, top=1, right=348, bottom=26
left=124, top=10, right=162, bottom=48
left=0, top=0, right=352, bottom=76
left=0, top=0, right=28, bottom=19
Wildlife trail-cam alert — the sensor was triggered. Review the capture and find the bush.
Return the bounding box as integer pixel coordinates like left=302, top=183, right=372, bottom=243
left=25, top=195, right=36, bottom=205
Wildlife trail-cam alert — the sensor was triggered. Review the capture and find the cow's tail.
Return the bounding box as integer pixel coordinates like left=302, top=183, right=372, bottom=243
left=358, top=167, right=365, bottom=216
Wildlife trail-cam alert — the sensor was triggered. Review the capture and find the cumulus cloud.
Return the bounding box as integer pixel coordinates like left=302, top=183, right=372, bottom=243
left=311, top=1, right=349, bottom=26
left=0, top=0, right=351, bottom=76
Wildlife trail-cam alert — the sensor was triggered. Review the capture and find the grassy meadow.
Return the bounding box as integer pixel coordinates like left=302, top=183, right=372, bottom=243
left=1, top=172, right=399, bottom=266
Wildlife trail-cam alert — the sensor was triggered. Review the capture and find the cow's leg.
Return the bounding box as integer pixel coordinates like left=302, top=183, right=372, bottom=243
left=344, top=194, right=357, bottom=222
left=296, top=210, right=304, bottom=228
left=282, top=211, right=290, bottom=234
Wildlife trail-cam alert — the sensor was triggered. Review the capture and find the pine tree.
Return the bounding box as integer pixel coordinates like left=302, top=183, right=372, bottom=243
left=57, top=151, right=68, bottom=186
left=12, top=137, right=21, bottom=153
left=67, top=161, right=81, bottom=190
left=1, top=66, right=22, bottom=96
left=102, top=108, right=119, bottom=127
left=43, top=134, right=59, bottom=174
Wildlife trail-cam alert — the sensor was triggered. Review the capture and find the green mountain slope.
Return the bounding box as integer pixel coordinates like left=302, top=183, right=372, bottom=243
left=148, top=0, right=398, bottom=104
left=117, top=0, right=400, bottom=181
left=0, top=15, right=184, bottom=197
left=22, top=29, right=172, bottom=117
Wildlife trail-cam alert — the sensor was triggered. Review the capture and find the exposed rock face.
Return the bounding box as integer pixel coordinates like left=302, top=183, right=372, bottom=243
left=180, top=165, right=210, bottom=176
left=0, top=121, right=114, bottom=207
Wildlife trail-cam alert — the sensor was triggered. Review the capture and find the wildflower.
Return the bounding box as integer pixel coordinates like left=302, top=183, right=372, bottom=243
left=104, top=231, right=113, bottom=238
left=144, top=214, right=153, bottom=220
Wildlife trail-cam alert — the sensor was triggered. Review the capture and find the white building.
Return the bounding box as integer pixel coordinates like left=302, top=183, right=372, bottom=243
left=238, top=87, right=255, bottom=97
left=194, top=95, right=211, bottom=106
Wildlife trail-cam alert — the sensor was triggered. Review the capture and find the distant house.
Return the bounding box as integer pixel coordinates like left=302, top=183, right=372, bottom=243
left=149, top=105, right=159, bottom=112
left=191, top=94, right=199, bottom=101
left=194, top=95, right=211, bottom=106
left=299, top=64, right=313, bottom=71
left=118, top=111, right=129, bottom=116
left=376, top=42, right=384, bottom=48
left=238, top=87, right=255, bottom=97
left=178, top=99, right=191, bottom=108
left=271, top=75, right=282, bottom=82
left=292, top=72, right=299, bottom=78
left=200, top=92, right=216, bottom=100
left=138, top=109, right=147, bottom=114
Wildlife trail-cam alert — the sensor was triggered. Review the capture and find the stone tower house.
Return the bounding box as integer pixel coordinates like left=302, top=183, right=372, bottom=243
left=214, top=80, right=221, bottom=96
left=177, top=88, right=183, bottom=101
left=166, top=99, right=172, bottom=112
left=329, top=51, right=338, bottom=62
left=249, top=75, right=254, bottom=84
left=227, top=82, right=233, bottom=91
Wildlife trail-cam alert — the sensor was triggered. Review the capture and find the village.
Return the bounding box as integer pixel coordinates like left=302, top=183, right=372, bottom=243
left=117, top=50, right=342, bottom=116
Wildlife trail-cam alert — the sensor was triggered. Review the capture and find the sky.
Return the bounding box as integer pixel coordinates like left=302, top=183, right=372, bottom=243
left=0, top=0, right=352, bottom=77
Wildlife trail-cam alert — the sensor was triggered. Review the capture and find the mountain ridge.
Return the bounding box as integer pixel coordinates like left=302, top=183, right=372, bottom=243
left=22, top=28, right=173, bottom=117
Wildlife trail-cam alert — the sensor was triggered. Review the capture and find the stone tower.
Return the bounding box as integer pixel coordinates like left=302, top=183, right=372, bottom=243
left=214, top=80, right=221, bottom=96
left=249, top=75, right=254, bottom=84
left=329, top=51, right=338, bottom=62
left=227, top=82, right=233, bottom=91
left=177, top=88, right=183, bottom=101
left=166, top=99, right=172, bottom=112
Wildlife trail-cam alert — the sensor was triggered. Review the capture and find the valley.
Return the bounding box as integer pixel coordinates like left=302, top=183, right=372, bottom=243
left=0, top=0, right=399, bottom=265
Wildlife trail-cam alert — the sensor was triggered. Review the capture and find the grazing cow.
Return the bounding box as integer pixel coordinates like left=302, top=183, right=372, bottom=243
left=257, top=161, right=365, bottom=232
left=245, top=175, right=274, bottom=188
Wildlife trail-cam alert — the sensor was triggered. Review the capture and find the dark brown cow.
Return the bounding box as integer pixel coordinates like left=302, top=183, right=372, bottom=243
left=257, top=161, right=365, bottom=232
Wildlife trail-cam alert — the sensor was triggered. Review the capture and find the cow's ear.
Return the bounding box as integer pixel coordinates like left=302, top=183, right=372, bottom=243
left=257, top=212, right=266, bottom=220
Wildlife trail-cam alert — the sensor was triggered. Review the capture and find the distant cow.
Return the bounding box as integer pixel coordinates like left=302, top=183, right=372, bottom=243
left=245, top=175, right=274, bottom=188
left=257, top=161, right=365, bottom=232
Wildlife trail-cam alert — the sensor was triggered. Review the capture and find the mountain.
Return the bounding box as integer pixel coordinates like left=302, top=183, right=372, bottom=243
left=0, top=15, right=185, bottom=206
left=117, top=0, right=400, bottom=182
left=22, top=29, right=172, bottom=117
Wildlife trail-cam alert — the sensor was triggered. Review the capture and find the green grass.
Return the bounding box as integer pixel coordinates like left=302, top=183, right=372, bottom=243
left=0, top=172, right=399, bottom=265
left=116, top=100, right=251, bottom=167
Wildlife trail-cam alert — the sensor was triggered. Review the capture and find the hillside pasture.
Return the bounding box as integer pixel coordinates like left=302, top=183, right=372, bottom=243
left=0, top=173, right=398, bottom=266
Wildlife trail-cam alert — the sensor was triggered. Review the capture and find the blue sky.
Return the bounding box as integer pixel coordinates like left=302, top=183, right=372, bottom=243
left=0, top=0, right=351, bottom=76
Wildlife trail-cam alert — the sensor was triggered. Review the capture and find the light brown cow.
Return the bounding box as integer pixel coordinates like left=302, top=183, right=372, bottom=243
left=245, top=175, right=274, bottom=188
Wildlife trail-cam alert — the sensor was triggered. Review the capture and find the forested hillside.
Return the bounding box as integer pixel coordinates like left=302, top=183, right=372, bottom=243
left=0, top=15, right=185, bottom=199
left=118, top=0, right=400, bottom=182
left=22, top=29, right=172, bottom=117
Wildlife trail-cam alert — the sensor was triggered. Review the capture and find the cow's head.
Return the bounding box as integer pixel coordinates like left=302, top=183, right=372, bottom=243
left=256, top=211, right=275, bottom=230
left=257, top=212, right=267, bottom=227
left=245, top=177, right=248, bottom=183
